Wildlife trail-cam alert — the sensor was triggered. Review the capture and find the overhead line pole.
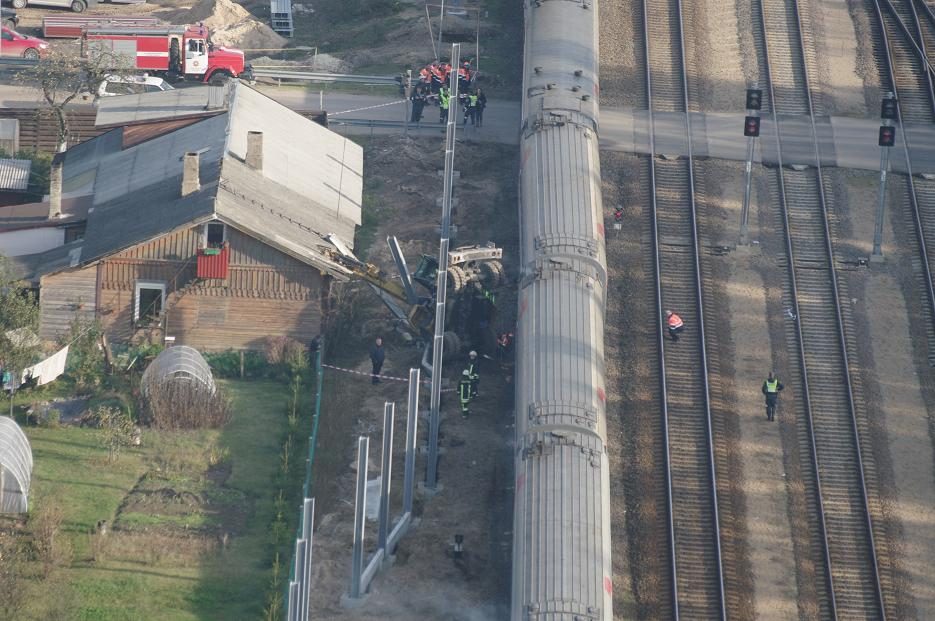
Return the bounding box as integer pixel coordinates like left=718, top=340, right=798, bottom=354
left=425, top=43, right=461, bottom=491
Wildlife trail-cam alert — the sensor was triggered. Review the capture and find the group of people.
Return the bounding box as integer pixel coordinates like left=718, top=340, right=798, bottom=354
left=408, top=59, right=488, bottom=127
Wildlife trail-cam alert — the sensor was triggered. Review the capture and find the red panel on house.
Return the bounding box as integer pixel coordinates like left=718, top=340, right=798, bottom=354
left=197, top=245, right=229, bottom=279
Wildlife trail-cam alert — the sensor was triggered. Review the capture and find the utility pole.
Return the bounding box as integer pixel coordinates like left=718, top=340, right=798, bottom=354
left=424, top=43, right=461, bottom=492
left=872, top=91, right=897, bottom=262
left=739, top=85, right=762, bottom=246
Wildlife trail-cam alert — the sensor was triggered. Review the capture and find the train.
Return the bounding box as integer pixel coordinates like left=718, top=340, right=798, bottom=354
left=511, top=0, right=612, bottom=618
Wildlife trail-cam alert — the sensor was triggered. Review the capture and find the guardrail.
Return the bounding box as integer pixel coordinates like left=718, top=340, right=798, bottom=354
left=252, top=68, right=401, bottom=85
left=0, top=58, right=38, bottom=68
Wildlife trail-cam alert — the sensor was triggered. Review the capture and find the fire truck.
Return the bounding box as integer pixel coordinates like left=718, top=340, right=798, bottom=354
left=82, top=23, right=251, bottom=83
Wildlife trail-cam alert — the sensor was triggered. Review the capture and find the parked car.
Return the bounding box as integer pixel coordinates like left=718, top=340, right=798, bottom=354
left=0, top=26, right=48, bottom=59
left=97, top=74, right=174, bottom=97
left=1, top=7, right=18, bottom=29
left=8, top=0, right=98, bottom=13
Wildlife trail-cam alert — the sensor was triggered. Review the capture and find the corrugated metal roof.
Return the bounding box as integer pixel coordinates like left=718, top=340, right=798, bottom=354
left=225, top=84, right=363, bottom=228
left=94, top=84, right=231, bottom=128
left=0, top=158, right=32, bottom=191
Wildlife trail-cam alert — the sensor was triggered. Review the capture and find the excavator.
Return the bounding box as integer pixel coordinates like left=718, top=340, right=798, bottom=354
left=323, top=235, right=503, bottom=359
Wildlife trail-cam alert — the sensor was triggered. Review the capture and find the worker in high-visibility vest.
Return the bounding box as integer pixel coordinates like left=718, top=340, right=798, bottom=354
left=459, top=369, right=473, bottom=418
left=665, top=310, right=684, bottom=342
left=466, top=350, right=480, bottom=397
left=439, top=86, right=450, bottom=124
left=761, top=372, right=784, bottom=421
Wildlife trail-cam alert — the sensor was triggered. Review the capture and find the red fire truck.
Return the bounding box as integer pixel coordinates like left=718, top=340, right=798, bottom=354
left=82, top=23, right=251, bottom=83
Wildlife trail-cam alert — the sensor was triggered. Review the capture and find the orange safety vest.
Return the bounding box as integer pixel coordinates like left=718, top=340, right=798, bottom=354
left=420, top=67, right=432, bottom=82
left=667, top=313, right=684, bottom=329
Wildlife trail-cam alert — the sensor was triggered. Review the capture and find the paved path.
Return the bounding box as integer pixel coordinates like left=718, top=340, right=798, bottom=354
left=601, top=108, right=935, bottom=175
left=2, top=81, right=933, bottom=172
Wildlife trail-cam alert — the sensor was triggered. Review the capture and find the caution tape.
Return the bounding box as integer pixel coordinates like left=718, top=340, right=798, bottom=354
left=327, top=99, right=407, bottom=117
left=320, top=363, right=456, bottom=391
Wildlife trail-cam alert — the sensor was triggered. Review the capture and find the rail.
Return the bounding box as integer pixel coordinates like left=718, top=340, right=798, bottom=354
left=251, top=68, right=401, bottom=85
left=872, top=0, right=935, bottom=367
left=757, top=0, right=887, bottom=612
left=641, top=0, right=726, bottom=613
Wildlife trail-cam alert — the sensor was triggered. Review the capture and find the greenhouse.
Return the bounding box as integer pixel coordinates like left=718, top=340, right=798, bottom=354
left=0, top=416, right=33, bottom=514
left=141, top=346, right=216, bottom=397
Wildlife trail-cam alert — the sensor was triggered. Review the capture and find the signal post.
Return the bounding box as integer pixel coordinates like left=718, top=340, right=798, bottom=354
left=872, top=92, right=897, bottom=262
left=739, top=86, right=762, bottom=246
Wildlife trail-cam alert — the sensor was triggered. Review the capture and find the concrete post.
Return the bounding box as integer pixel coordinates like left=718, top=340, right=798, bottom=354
left=49, top=156, right=63, bottom=219
left=377, top=402, right=395, bottom=553
left=300, top=497, right=315, bottom=621
left=403, top=369, right=420, bottom=514
left=349, top=436, right=369, bottom=599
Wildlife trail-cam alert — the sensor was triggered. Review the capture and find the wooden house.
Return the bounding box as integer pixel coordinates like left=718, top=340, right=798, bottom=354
left=14, top=82, right=362, bottom=351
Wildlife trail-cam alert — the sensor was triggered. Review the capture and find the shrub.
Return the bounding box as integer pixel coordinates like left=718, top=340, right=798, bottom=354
left=60, top=318, right=105, bottom=389
left=142, top=381, right=232, bottom=430
left=93, top=406, right=136, bottom=463
left=204, top=350, right=267, bottom=379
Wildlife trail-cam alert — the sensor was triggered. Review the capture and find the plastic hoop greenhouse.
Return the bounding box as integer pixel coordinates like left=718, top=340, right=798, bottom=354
left=0, top=416, right=33, bottom=514
left=141, top=346, right=216, bottom=397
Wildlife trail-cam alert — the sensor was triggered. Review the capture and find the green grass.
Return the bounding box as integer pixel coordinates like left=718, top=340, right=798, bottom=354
left=16, top=379, right=300, bottom=621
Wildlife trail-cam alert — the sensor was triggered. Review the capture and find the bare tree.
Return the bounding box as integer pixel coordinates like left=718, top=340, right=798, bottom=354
left=16, top=46, right=132, bottom=151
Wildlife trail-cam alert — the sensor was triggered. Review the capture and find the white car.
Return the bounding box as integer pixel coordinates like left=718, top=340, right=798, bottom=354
left=98, top=75, right=175, bottom=97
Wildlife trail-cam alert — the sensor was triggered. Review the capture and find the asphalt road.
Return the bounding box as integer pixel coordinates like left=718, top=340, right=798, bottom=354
left=2, top=79, right=932, bottom=174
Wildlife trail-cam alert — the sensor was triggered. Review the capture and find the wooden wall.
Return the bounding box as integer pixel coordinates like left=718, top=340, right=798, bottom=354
left=38, top=265, right=98, bottom=342
left=91, top=224, right=328, bottom=350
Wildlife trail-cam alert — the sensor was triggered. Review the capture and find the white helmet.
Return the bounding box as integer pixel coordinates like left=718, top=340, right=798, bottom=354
left=462, top=369, right=471, bottom=376
left=469, top=350, right=477, bottom=358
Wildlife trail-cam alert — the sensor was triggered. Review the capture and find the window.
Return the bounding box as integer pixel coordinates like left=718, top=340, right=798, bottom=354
left=134, top=281, right=165, bottom=323
left=1, top=31, right=12, bottom=41
left=203, top=222, right=226, bottom=248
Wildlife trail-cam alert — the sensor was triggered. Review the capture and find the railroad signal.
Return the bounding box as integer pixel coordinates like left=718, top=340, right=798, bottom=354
left=881, top=96, right=898, bottom=120
left=878, top=125, right=896, bottom=147
left=745, top=88, right=763, bottom=111
left=744, top=116, right=761, bottom=137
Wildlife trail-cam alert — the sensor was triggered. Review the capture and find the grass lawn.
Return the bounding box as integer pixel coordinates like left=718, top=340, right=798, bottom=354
left=15, top=379, right=302, bottom=621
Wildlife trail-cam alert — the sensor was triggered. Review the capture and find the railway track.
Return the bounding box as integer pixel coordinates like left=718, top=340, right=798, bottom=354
left=752, top=0, right=889, bottom=614
left=641, top=0, right=725, bottom=615
left=876, top=0, right=935, bottom=121
left=869, top=0, right=935, bottom=367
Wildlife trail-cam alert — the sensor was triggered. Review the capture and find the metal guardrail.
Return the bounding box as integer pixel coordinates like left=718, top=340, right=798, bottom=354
left=0, top=58, right=38, bottom=68
left=252, top=68, right=401, bottom=85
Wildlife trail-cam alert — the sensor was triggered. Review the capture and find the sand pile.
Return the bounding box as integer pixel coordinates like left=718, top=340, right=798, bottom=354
left=160, top=0, right=287, bottom=50
left=250, top=53, right=349, bottom=73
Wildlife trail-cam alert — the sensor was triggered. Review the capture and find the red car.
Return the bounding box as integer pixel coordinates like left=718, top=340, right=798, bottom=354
left=0, top=27, right=49, bottom=59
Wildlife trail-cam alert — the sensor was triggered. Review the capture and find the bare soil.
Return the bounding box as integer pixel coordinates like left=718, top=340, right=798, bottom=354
left=306, top=135, right=518, bottom=620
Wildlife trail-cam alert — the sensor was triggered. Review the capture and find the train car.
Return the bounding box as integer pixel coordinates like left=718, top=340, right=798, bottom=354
left=511, top=0, right=612, bottom=619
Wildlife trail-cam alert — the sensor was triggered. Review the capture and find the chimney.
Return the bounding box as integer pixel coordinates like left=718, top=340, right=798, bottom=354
left=49, top=155, right=63, bottom=219
left=206, top=85, right=226, bottom=110
left=246, top=131, right=263, bottom=172
left=182, top=152, right=201, bottom=196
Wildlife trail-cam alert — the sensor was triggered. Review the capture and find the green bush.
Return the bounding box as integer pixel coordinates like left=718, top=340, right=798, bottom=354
left=204, top=350, right=268, bottom=379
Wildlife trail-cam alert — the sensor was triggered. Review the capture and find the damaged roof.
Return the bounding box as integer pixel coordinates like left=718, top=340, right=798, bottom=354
left=17, top=81, right=362, bottom=281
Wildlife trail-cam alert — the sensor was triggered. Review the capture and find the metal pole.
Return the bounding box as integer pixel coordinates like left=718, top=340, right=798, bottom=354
left=404, top=70, right=412, bottom=137
left=437, top=0, right=446, bottom=54
left=287, top=581, right=298, bottom=621
left=319, top=90, right=323, bottom=111
left=300, top=497, right=315, bottom=621
left=377, top=402, right=395, bottom=552
left=872, top=139, right=891, bottom=258
left=0, top=464, right=5, bottom=511
left=739, top=134, right=755, bottom=245
left=403, top=369, right=420, bottom=514
left=294, top=539, right=307, bottom=621
left=425, top=43, right=461, bottom=491
left=349, top=436, right=369, bottom=599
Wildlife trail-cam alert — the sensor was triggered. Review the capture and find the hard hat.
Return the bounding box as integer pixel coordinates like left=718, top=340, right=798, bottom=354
left=469, top=350, right=477, bottom=357
left=462, top=369, right=471, bottom=376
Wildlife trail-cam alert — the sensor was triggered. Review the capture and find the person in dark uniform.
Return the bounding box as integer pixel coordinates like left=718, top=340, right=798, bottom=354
left=761, top=371, right=784, bottom=421
left=466, top=350, right=480, bottom=397
left=474, top=88, right=487, bottom=127
left=410, top=86, right=427, bottom=123
left=369, top=337, right=385, bottom=384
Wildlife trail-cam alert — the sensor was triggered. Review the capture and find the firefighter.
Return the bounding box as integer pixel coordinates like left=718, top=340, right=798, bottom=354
left=459, top=369, right=473, bottom=418
left=496, top=332, right=513, bottom=364
left=614, top=206, right=623, bottom=224
left=467, top=350, right=480, bottom=397
left=458, top=61, right=471, bottom=92
left=430, top=61, right=444, bottom=94
left=665, top=310, right=684, bottom=342
left=439, top=85, right=450, bottom=123
left=419, top=65, right=432, bottom=87
left=761, top=371, right=784, bottom=421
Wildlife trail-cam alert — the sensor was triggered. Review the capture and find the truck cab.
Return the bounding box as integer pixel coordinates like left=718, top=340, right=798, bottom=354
left=180, top=25, right=247, bottom=83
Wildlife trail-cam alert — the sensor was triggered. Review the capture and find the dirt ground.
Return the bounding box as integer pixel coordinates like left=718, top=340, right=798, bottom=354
left=305, top=135, right=518, bottom=620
